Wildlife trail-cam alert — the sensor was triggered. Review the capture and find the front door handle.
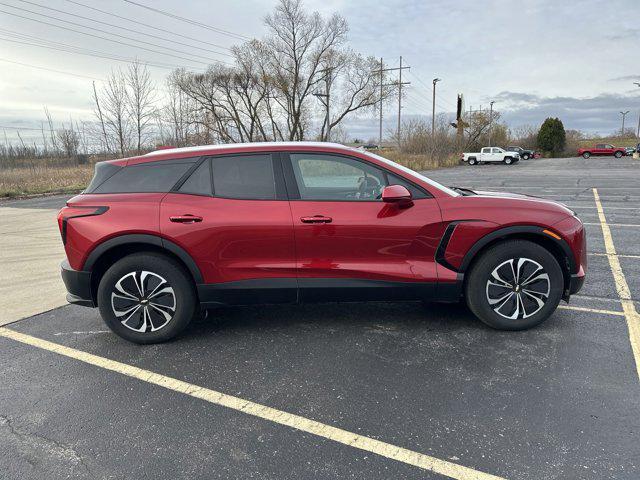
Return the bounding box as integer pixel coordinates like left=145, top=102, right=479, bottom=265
left=170, top=214, right=203, bottom=224
left=300, top=215, right=332, bottom=224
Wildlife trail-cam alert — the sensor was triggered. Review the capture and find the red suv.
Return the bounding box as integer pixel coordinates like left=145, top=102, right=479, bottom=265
left=58, top=142, right=586, bottom=343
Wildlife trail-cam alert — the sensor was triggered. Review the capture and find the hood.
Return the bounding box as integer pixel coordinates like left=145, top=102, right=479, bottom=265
left=471, top=189, right=575, bottom=215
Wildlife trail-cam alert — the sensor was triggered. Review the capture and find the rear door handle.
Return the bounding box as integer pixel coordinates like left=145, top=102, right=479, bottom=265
left=300, top=215, right=332, bottom=224
left=170, top=215, right=203, bottom=224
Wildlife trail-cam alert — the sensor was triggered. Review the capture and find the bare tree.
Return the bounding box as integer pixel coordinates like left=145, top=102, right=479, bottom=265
left=100, top=69, right=132, bottom=156
left=263, top=0, right=348, bottom=140
left=319, top=51, right=394, bottom=141
left=126, top=61, right=156, bottom=154
left=56, top=126, right=79, bottom=158
left=92, top=81, right=111, bottom=154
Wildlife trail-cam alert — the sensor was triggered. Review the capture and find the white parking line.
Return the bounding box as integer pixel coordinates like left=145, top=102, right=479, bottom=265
left=0, top=327, right=505, bottom=480
left=583, top=222, right=640, bottom=228
left=593, top=188, right=640, bottom=381
left=589, top=253, right=640, bottom=260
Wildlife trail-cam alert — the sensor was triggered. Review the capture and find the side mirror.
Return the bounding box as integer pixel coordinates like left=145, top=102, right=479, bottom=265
left=382, top=185, right=413, bottom=206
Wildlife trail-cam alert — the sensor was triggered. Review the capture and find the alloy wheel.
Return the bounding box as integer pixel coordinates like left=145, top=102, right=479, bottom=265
left=111, top=271, right=176, bottom=332
left=485, top=258, right=550, bottom=320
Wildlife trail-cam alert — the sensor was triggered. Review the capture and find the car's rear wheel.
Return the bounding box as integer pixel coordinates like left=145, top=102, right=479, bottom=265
left=468, top=157, right=477, bottom=165
left=614, top=151, right=623, bottom=158
left=582, top=152, right=591, bottom=159
left=504, top=157, right=513, bottom=165
left=465, top=240, right=563, bottom=330
left=97, top=252, right=197, bottom=344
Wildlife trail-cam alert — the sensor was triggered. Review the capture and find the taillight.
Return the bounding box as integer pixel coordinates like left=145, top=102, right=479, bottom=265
left=58, top=206, right=108, bottom=245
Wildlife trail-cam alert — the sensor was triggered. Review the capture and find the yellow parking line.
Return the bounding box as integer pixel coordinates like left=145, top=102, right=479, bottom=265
left=558, top=305, right=624, bottom=316
left=0, top=326, right=505, bottom=480
left=593, top=188, right=640, bottom=380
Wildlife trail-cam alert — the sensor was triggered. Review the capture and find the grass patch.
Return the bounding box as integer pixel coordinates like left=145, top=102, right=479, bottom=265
left=0, top=164, right=93, bottom=198
left=380, top=150, right=460, bottom=171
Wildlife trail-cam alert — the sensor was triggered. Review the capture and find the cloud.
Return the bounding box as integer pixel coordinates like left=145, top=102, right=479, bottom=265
left=494, top=91, right=640, bottom=134
left=609, top=75, right=640, bottom=82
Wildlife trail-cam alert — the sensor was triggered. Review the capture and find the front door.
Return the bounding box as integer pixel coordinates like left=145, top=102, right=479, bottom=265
left=160, top=153, right=297, bottom=305
left=282, top=152, right=443, bottom=302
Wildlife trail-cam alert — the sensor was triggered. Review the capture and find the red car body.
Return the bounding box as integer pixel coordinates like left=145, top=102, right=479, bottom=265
left=58, top=142, right=585, bottom=314
left=578, top=144, right=626, bottom=158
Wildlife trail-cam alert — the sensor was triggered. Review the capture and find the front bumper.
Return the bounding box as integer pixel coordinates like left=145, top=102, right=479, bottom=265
left=569, top=272, right=585, bottom=296
left=61, top=260, right=94, bottom=307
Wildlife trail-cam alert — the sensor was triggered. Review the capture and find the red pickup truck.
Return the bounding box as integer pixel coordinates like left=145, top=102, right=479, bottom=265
left=578, top=144, right=626, bottom=159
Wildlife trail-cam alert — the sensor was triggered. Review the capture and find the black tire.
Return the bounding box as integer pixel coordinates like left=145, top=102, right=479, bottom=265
left=465, top=240, right=563, bottom=330
left=468, top=157, right=477, bottom=165
left=614, top=151, right=623, bottom=158
left=503, top=157, right=513, bottom=165
left=522, top=154, right=530, bottom=160
left=582, top=152, right=591, bottom=159
left=97, top=252, right=198, bottom=344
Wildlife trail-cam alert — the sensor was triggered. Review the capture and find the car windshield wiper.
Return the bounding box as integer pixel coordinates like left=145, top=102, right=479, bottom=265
left=450, top=186, right=477, bottom=196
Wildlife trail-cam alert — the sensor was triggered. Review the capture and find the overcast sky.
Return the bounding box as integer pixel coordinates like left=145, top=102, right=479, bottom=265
left=1, top=0, right=639, bottom=144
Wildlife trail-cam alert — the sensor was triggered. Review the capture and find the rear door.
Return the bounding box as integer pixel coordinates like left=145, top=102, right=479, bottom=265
left=282, top=151, right=443, bottom=302
left=480, top=147, right=492, bottom=162
left=160, top=153, right=296, bottom=304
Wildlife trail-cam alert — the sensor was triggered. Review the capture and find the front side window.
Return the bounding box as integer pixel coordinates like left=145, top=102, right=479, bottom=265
left=289, top=153, right=427, bottom=201
left=92, top=158, right=196, bottom=193
left=211, top=154, right=275, bottom=200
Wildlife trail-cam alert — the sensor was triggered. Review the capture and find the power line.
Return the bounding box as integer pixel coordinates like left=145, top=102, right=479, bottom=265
left=0, top=5, right=232, bottom=66
left=0, top=57, right=104, bottom=81
left=0, top=125, right=45, bottom=131
left=64, top=0, right=235, bottom=52
left=0, top=34, right=202, bottom=71
left=14, top=0, right=233, bottom=58
left=123, top=0, right=250, bottom=41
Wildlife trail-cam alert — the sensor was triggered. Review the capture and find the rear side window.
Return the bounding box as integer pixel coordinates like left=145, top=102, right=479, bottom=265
left=179, top=159, right=212, bottom=196
left=84, top=161, right=122, bottom=193
left=212, top=155, right=275, bottom=200
left=92, top=159, right=195, bottom=194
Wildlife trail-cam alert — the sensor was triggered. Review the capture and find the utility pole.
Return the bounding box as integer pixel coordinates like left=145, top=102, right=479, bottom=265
left=488, top=101, right=495, bottom=147
left=432, top=78, right=441, bottom=136
left=379, top=57, right=383, bottom=145
left=371, top=57, right=410, bottom=146
left=313, top=67, right=332, bottom=141
left=397, top=56, right=411, bottom=145
left=634, top=82, right=640, bottom=137
left=620, top=110, right=630, bottom=137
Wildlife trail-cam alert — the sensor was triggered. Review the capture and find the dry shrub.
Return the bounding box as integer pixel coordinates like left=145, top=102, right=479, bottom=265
left=0, top=164, right=94, bottom=198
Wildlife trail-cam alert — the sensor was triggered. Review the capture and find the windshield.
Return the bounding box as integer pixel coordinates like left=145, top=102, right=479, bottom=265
left=361, top=151, right=460, bottom=197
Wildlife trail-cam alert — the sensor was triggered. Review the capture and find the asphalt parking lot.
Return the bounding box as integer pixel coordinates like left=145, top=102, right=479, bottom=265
left=1, top=156, right=639, bottom=479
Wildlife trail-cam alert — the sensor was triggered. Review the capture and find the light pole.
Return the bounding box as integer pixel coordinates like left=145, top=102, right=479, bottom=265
left=634, top=82, right=640, bottom=137
left=620, top=110, right=630, bottom=137
left=431, top=78, right=441, bottom=136
left=489, top=101, right=495, bottom=147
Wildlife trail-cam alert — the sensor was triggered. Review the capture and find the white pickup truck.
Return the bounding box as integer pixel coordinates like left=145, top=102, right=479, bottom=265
left=461, top=147, right=520, bottom=165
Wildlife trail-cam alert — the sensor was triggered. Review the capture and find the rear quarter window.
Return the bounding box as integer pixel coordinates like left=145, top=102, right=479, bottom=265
left=92, top=158, right=197, bottom=194
left=84, top=161, right=122, bottom=193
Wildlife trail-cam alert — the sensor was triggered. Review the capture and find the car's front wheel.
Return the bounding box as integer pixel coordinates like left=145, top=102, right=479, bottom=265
left=504, top=157, right=513, bottom=165
left=465, top=240, right=563, bottom=330
left=614, top=151, right=623, bottom=158
left=582, top=152, right=591, bottom=159
left=97, top=252, right=197, bottom=344
left=522, top=153, right=530, bottom=160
